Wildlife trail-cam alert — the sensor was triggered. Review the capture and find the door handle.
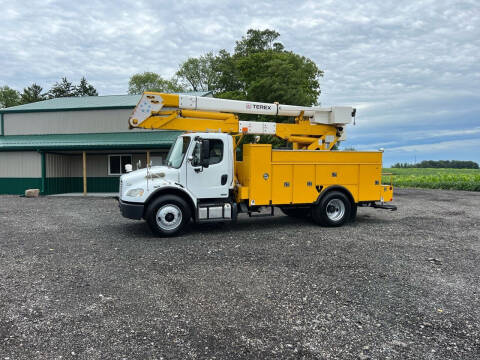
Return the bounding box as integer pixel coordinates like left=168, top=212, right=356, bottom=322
left=221, top=174, right=228, bottom=185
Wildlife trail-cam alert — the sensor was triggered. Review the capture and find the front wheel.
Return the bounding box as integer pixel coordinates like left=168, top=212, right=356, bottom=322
left=145, top=195, right=191, bottom=236
left=312, top=191, right=351, bottom=227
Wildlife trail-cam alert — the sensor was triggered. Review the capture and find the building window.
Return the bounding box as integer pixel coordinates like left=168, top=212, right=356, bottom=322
left=108, top=154, right=132, bottom=175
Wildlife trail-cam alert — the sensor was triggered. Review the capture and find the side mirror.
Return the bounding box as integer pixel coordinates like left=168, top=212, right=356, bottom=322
left=200, top=139, right=210, bottom=168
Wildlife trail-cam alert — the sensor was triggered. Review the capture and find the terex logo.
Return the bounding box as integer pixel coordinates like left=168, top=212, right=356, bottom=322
left=247, top=104, right=272, bottom=111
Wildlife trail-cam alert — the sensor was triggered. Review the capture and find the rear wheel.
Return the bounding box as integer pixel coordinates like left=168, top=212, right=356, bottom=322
left=146, top=195, right=191, bottom=236
left=280, top=207, right=311, bottom=218
left=312, top=191, right=351, bottom=227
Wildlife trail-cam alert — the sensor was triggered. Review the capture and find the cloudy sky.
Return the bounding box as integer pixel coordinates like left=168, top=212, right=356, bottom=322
left=1, top=0, right=479, bottom=165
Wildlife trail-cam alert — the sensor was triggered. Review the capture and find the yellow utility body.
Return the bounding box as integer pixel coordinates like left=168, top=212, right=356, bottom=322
left=236, top=144, right=393, bottom=206
left=119, top=92, right=395, bottom=236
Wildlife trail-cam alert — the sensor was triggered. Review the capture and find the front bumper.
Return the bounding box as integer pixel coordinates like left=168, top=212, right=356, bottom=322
left=119, top=199, right=144, bottom=220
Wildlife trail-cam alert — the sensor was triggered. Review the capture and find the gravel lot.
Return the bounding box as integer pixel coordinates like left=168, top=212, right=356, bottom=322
left=0, top=189, right=479, bottom=359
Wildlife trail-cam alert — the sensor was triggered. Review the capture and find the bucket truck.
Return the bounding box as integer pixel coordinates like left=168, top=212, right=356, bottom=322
left=119, top=92, right=395, bottom=236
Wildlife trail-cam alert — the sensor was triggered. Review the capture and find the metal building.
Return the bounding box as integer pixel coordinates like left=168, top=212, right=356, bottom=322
left=0, top=92, right=212, bottom=195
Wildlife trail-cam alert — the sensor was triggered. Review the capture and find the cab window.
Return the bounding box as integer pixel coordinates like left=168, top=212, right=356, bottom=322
left=208, top=140, right=223, bottom=165
left=191, top=139, right=223, bottom=166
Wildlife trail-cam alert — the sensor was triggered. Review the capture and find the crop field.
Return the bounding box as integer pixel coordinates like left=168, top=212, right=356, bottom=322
left=382, top=168, right=480, bottom=191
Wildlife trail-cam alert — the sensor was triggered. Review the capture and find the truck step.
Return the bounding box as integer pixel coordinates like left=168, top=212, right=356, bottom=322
left=248, top=207, right=275, bottom=217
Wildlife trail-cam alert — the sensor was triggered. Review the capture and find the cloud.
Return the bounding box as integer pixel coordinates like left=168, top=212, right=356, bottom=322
left=0, top=0, right=479, bottom=164
left=388, top=138, right=480, bottom=153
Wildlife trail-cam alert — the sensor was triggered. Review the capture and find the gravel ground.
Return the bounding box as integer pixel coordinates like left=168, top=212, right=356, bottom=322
left=0, top=188, right=479, bottom=359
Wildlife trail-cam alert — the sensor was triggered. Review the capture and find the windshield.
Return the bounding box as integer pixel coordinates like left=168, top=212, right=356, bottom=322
left=166, top=136, right=191, bottom=168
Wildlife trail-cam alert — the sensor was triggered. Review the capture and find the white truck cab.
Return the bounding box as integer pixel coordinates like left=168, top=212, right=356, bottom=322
left=119, top=132, right=235, bottom=235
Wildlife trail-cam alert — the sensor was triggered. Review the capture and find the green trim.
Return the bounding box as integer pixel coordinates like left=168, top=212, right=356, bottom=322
left=0, top=144, right=173, bottom=151
left=0, top=131, right=181, bottom=151
left=0, top=91, right=212, bottom=114
left=40, top=152, right=46, bottom=194
left=0, top=94, right=141, bottom=114
left=0, top=105, right=135, bottom=114
left=0, top=178, right=42, bottom=195
left=44, top=177, right=120, bottom=194
left=0, top=177, right=121, bottom=195
left=0, top=113, right=3, bottom=136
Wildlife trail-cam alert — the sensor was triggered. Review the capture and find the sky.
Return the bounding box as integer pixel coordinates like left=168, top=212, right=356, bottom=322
left=0, top=0, right=479, bottom=166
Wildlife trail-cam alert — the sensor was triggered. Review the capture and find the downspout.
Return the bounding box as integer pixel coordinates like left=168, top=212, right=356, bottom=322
left=0, top=113, right=4, bottom=136
left=40, top=151, right=46, bottom=195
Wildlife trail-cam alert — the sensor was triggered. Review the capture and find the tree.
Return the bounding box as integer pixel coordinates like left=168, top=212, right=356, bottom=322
left=213, top=49, right=243, bottom=96
left=20, top=83, right=45, bottom=104
left=176, top=52, right=219, bottom=92
left=0, top=86, right=21, bottom=108
left=234, top=29, right=285, bottom=56
left=392, top=160, right=479, bottom=169
left=128, top=72, right=184, bottom=94
left=176, top=29, right=322, bottom=106
left=46, top=77, right=99, bottom=98
left=236, top=50, right=322, bottom=106
left=174, top=28, right=323, bottom=148
left=233, top=29, right=321, bottom=105
left=47, top=77, right=76, bottom=98
left=75, top=77, right=98, bottom=96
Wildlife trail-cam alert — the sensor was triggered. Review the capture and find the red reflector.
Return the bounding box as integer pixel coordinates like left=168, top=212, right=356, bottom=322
left=390, top=198, right=392, bottom=201
left=242, top=127, right=248, bottom=133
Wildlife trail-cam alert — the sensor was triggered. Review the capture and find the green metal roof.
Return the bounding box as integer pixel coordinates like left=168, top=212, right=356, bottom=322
left=0, top=131, right=182, bottom=151
left=0, top=91, right=213, bottom=113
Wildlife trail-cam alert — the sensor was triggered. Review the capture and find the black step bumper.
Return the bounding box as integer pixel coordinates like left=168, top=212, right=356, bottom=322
left=119, top=199, right=144, bottom=220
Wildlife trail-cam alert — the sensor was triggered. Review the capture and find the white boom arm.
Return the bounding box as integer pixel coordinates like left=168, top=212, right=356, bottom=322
left=129, top=93, right=353, bottom=129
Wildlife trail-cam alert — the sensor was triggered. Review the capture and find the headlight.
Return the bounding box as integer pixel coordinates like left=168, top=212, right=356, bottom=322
left=126, top=188, right=144, bottom=197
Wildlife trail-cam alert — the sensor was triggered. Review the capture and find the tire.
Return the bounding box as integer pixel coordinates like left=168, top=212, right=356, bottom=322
left=312, top=191, right=351, bottom=227
left=280, top=207, right=311, bottom=218
left=145, top=195, right=191, bottom=237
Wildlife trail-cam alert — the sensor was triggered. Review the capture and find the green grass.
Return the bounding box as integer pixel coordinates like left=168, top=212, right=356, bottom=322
left=382, top=168, right=480, bottom=191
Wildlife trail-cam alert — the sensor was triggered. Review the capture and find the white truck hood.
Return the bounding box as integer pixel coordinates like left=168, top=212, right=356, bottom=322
left=120, top=166, right=181, bottom=202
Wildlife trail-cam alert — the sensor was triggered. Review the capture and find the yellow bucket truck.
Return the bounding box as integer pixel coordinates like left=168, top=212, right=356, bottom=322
left=119, top=92, right=395, bottom=236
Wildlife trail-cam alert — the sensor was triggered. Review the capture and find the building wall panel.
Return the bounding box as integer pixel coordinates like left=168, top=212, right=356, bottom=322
left=46, top=153, right=71, bottom=178
left=88, top=155, right=109, bottom=177
left=3, top=109, right=154, bottom=135
left=68, top=154, right=108, bottom=177
left=0, top=152, right=41, bottom=177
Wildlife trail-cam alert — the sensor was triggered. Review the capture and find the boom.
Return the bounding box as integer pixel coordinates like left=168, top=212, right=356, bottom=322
left=129, top=92, right=355, bottom=150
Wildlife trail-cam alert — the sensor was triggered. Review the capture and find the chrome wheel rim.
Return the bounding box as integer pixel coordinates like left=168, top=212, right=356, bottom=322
left=326, top=199, right=345, bottom=222
left=156, top=204, right=182, bottom=231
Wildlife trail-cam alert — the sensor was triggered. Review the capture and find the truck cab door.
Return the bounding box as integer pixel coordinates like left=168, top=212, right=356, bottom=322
left=186, top=137, right=230, bottom=199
